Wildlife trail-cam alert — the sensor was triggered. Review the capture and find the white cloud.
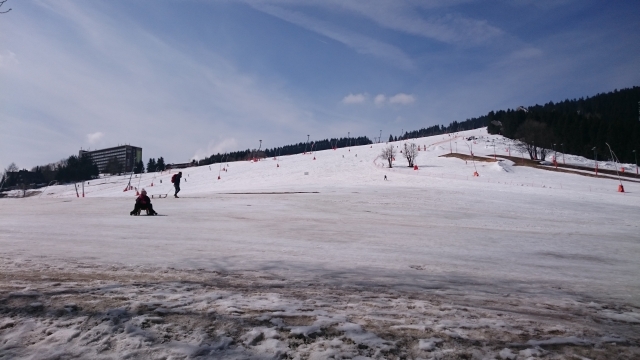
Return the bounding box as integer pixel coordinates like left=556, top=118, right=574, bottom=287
left=342, top=93, right=367, bottom=104
left=389, top=93, right=415, bottom=105
left=343, top=92, right=415, bottom=106
left=374, top=94, right=386, bottom=105
left=86, top=131, right=104, bottom=144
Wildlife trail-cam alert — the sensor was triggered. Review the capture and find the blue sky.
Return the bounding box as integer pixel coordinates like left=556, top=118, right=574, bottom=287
left=1, top=0, right=639, bottom=169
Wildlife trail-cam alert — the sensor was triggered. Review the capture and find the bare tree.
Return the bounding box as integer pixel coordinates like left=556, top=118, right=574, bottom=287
left=380, top=144, right=396, bottom=168
left=2, top=162, right=17, bottom=184
left=5, top=162, right=18, bottom=173
left=515, top=119, right=554, bottom=160
left=19, top=182, right=28, bottom=198
left=0, top=0, right=11, bottom=14
left=513, top=141, right=530, bottom=159
left=403, top=143, right=418, bottom=167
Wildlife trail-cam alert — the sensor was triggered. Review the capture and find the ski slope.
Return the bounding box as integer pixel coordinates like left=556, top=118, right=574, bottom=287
left=37, top=128, right=640, bottom=199
left=1, top=128, right=639, bottom=359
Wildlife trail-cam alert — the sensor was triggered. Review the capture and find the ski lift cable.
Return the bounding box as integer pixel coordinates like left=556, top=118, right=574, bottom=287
left=605, top=143, right=624, bottom=186
left=126, top=170, right=135, bottom=188
left=218, top=154, right=227, bottom=177
left=464, top=142, right=478, bottom=173
left=37, top=180, right=57, bottom=198
left=136, top=170, right=143, bottom=190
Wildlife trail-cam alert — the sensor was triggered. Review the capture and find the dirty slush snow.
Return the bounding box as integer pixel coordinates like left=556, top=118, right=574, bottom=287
left=1, top=260, right=638, bottom=359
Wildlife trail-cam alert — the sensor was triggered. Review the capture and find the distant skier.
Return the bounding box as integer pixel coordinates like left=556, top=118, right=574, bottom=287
left=384, top=175, right=387, bottom=181
left=171, top=171, right=182, bottom=198
left=130, top=189, right=157, bottom=216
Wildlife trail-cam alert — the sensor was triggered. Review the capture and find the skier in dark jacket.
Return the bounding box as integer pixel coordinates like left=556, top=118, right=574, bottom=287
left=172, top=171, right=182, bottom=198
left=130, top=189, right=157, bottom=215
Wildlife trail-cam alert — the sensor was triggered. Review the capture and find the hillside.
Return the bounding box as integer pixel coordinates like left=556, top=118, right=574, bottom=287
left=485, top=87, right=640, bottom=163
left=2, top=130, right=639, bottom=358
left=28, top=129, right=639, bottom=199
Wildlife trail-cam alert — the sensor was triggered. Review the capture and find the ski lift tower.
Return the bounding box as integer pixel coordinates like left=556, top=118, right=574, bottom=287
left=592, top=147, right=598, bottom=175
left=251, top=140, right=262, bottom=161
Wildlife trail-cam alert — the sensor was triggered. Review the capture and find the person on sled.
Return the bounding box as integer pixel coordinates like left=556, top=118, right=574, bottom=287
left=130, top=189, right=158, bottom=215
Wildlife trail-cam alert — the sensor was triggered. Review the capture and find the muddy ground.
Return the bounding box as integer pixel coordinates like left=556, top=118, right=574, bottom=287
left=1, top=260, right=638, bottom=359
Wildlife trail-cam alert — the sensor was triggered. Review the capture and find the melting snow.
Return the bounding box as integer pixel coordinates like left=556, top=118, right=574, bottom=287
left=1, top=128, right=639, bottom=358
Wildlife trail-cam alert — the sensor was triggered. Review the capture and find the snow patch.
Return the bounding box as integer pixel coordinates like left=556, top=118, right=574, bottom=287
left=418, top=337, right=442, bottom=351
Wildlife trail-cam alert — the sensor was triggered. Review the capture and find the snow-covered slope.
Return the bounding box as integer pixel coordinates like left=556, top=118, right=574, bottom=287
left=39, top=128, right=640, bottom=198
left=2, top=128, right=639, bottom=359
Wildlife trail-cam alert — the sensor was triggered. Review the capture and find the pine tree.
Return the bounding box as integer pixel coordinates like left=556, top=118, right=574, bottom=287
left=134, top=160, right=145, bottom=174
left=55, top=155, right=99, bottom=182
left=156, top=157, right=165, bottom=171
left=147, top=158, right=157, bottom=173
left=487, top=86, right=640, bottom=162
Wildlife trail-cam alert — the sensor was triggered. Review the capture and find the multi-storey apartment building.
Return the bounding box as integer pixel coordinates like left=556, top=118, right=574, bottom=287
left=79, top=145, right=142, bottom=173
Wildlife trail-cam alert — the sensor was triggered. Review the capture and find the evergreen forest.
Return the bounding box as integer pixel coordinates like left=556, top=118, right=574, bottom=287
left=197, top=136, right=372, bottom=166
left=484, top=87, right=639, bottom=163
left=396, top=87, right=639, bottom=163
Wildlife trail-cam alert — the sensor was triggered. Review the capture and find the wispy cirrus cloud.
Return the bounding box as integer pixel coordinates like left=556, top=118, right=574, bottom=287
left=244, top=2, right=415, bottom=69
left=507, top=47, right=544, bottom=62
left=245, top=0, right=503, bottom=46
left=0, top=0, right=315, bottom=167
left=0, top=50, right=19, bottom=67
left=328, top=0, right=503, bottom=45
left=510, top=0, right=579, bottom=10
